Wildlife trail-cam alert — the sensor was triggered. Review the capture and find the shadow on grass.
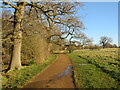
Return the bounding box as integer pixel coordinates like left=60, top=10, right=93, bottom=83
left=53, top=52, right=69, bottom=54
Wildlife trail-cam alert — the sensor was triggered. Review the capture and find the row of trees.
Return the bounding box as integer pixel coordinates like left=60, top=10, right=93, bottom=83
left=2, top=1, right=85, bottom=71
left=2, top=1, right=118, bottom=72
left=62, top=36, right=118, bottom=51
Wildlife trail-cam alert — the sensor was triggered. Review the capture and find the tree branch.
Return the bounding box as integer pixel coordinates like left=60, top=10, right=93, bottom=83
left=0, top=6, right=13, bottom=8
left=3, top=2, right=18, bottom=9
left=1, top=18, right=14, bottom=22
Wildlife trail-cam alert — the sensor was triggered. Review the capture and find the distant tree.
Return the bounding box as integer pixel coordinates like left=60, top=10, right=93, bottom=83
left=88, top=44, right=101, bottom=50
left=68, top=32, right=93, bottom=49
left=105, top=43, right=113, bottom=48
left=99, top=36, right=112, bottom=48
left=112, top=44, right=118, bottom=48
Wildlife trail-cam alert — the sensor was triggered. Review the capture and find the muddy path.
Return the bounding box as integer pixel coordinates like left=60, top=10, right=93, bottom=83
left=23, top=54, right=75, bottom=88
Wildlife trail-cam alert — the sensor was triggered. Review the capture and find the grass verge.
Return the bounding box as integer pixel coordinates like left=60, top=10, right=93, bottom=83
left=68, top=50, right=119, bottom=88
left=2, top=54, right=57, bottom=88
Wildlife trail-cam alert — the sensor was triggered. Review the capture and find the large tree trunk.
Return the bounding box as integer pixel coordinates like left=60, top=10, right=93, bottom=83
left=9, top=2, right=25, bottom=70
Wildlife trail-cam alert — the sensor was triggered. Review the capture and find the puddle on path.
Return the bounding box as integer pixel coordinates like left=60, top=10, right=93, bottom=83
left=25, top=65, right=73, bottom=88
left=46, top=65, right=73, bottom=85
left=79, top=63, right=88, bottom=65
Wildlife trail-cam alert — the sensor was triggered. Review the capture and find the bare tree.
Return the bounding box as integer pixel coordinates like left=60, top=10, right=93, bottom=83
left=2, top=1, right=84, bottom=71
left=99, top=36, right=112, bottom=48
left=72, top=32, right=92, bottom=48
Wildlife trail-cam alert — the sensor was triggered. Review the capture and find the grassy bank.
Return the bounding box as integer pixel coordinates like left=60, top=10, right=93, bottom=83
left=2, top=54, right=57, bottom=88
left=68, top=48, right=119, bottom=88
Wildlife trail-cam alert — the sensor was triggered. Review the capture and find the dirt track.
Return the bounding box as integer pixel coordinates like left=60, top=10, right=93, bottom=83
left=23, top=54, right=75, bottom=88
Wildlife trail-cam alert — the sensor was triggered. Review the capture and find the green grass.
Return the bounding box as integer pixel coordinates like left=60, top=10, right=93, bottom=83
left=68, top=48, right=119, bottom=88
left=2, top=54, right=57, bottom=88
left=54, top=50, right=69, bottom=53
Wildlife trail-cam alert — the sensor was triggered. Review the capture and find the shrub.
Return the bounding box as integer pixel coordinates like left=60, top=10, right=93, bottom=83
left=89, top=45, right=101, bottom=50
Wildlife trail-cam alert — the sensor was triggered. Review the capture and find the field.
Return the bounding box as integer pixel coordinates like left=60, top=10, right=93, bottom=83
left=68, top=48, right=120, bottom=88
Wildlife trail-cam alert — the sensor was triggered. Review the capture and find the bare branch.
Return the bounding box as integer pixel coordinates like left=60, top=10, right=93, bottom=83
left=3, top=2, right=18, bottom=9
left=0, top=6, right=13, bottom=8
left=1, top=18, right=14, bottom=22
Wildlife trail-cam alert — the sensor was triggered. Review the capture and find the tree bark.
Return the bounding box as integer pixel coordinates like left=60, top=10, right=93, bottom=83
left=9, top=2, right=25, bottom=70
